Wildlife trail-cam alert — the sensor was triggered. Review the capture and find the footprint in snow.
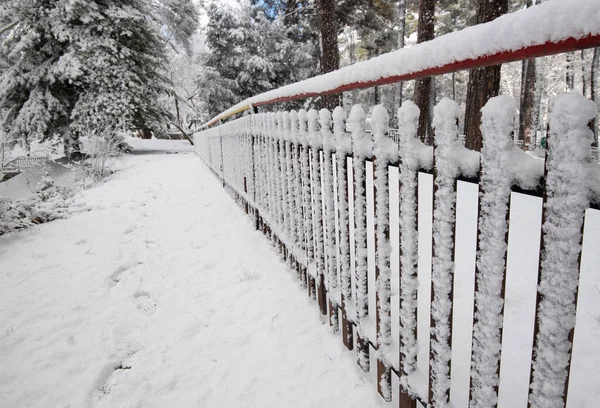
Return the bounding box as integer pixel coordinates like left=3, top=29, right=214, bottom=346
left=135, top=292, right=157, bottom=315
left=123, top=226, right=137, bottom=235
left=91, top=363, right=132, bottom=404
left=108, top=261, right=143, bottom=284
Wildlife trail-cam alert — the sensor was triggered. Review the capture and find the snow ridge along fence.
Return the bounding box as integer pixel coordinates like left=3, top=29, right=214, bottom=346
left=194, top=4, right=600, bottom=407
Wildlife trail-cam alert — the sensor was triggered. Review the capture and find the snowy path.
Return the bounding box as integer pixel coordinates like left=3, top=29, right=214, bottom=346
left=0, top=151, right=384, bottom=408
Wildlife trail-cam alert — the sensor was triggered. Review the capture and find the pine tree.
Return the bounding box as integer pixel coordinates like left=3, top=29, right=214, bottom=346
left=153, top=0, right=200, bottom=55
left=198, top=1, right=314, bottom=119
left=0, top=0, right=173, bottom=158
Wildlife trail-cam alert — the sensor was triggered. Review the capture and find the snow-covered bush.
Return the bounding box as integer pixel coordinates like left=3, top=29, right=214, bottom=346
left=0, top=174, right=73, bottom=235
left=74, top=126, right=131, bottom=187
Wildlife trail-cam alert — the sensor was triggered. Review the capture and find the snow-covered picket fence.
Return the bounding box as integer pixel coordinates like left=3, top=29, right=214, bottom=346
left=194, top=92, right=599, bottom=408
left=193, top=5, right=600, bottom=405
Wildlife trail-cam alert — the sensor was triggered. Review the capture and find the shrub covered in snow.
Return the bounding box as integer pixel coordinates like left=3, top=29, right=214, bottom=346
left=0, top=174, right=73, bottom=235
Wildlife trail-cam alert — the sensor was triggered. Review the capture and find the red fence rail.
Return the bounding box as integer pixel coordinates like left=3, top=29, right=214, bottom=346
left=203, top=0, right=600, bottom=127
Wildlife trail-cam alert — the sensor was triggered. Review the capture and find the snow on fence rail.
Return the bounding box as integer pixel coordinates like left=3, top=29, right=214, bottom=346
left=202, top=0, right=600, bottom=127
left=195, top=93, right=599, bottom=408
left=194, top=3, right=600, bottom=407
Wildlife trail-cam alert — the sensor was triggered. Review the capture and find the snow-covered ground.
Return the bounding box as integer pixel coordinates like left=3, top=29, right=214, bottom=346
left=126, top=137, right=195, bottom=154
left=0, top=145, right=384, bottom=408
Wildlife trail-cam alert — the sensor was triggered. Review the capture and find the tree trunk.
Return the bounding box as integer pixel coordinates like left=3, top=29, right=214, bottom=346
left=452, top=71, right=456, bottom=101
left=414, top=0, right=435, bottom=145
left=464, top=0, right=508, bottom=152
left=591, top=47, right=599, bottom=145
left=566, top=51, right=575, bottom=90
left=174, top=93, right=181, bottom=128
left=519, top=59, right=536, bottom=150
left=394, top=0, right=407, bottom=118
left=518, top=0, right=537, bottom=151
left=63, top=133, right=82, bottom=160
left=581, top=50, right=588, bottom=97
left=139, top=129, right=152, bottom=139
left=318, top=0, right=340, bottom=110
left=347, top=30, right=359, bottom=107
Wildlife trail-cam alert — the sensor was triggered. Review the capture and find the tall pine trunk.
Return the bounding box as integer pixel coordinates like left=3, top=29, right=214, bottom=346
left=318, top=0, right=340, bottom=110
left=518, top=0, right=536, bottom=150
left=414, top=0, right=435, bottom=145
left=566, top=51, right=575, bottom=90
left=582, top=50, right=588, bottom=97
left=394, top=0, right=407, bottom=121
left=464, top=0, right=508, bottom=152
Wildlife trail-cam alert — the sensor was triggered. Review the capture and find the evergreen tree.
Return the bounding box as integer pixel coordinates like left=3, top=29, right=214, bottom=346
left=153, top=0, right=200, bottom=55
left=198, top=1, right=314, bottom=119
left=0, top=0, right=176, bottom=157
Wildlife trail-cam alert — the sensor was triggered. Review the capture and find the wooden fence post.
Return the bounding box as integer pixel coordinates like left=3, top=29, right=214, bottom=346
left=320, top=108, right=340, bottom=331
left=429, top=98, right=462, bottom=407
left=299, top=110, right=316, bottom=299
left=397, top=101, right=423, bottom=408
left=333, top=106, right=354, bottom=350
left=528, top=93, right=596, bottom=408
left=469, top=96, right=517, bottom=408
left=291, top=111, right=305, bottom=282
left=373, top=105, right=397, bottom=402
left=277, top=112, right=289, bottom=261
left=350, top=104, right=373, bottom=372
left=308, top=109, right=328, bottom=316
left=282, top=111, right=294, bottom=267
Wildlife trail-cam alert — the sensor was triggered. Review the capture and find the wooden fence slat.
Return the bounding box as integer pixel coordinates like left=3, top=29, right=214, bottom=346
left=468, top=96, right=517, bottom=408
left=333, top=106, right=354, bottom=350
left=429, top=98, right=462, bottom=407
left=373, top=105, right=397, bottom=402
left=308, top=109, right=328, bottom=316
left=396, top=101, right=422, bottom=408
left=299, top=110, right=317, bottom=299
left=321, top=108, right=340, bottom=330
left=350, top=104, right=373, bottom=373
left=528, top=93, right=597, bottom=408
